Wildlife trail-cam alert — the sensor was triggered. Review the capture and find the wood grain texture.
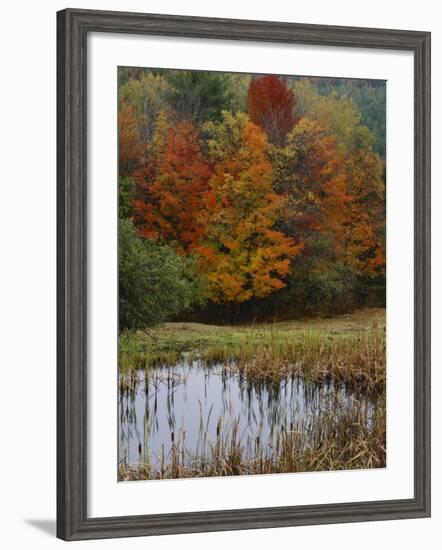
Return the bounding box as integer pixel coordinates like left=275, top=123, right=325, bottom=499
left=56, top=8, right=431, bottom=541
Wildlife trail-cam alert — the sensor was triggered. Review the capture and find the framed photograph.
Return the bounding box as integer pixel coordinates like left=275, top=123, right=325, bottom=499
left=57, top=8, right=431, bottom=541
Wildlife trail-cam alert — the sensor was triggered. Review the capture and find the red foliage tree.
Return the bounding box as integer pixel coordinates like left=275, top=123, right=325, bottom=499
left=133, top=119, right=212, bottom=252
left=247, top=75, right=296, bottom=146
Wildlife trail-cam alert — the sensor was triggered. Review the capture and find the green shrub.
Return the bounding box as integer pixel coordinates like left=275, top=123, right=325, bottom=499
left=119, top=219, right=205, bottom=330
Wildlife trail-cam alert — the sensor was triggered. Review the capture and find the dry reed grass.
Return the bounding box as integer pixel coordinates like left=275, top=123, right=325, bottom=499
left=119, top=392, right=386, bottom=480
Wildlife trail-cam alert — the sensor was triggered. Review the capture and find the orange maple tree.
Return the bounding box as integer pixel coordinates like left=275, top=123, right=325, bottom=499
left=197, top=113, right=302, bottom=303
left=282, top=118, right=385, bottom=277
left=133, top=116, right=212, bottom=252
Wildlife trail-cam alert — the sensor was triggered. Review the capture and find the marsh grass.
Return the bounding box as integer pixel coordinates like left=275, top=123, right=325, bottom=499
left=119, top=308, right=385, bottom=392
left=119, top=391, right=386, bottom=480
left=118, top=309, right=386, bottom=480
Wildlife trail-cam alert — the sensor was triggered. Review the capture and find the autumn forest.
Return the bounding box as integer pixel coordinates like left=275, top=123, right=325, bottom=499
left=118, top=68, right=387, bottom=481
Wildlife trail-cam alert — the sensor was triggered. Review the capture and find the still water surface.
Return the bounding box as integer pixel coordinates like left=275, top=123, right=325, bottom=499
left=119, top=361, right=374, bottom=470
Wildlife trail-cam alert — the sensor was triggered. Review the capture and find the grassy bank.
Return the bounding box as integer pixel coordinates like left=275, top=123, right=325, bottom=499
left=119, top=308, right=386, bottom=391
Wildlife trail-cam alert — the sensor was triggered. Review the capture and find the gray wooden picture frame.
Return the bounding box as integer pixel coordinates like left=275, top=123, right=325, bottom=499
left=57, top=8, right=431, bottom=541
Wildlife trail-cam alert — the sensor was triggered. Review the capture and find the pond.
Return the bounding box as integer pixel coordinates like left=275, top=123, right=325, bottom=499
left=119, top=361, right=377, bottom=476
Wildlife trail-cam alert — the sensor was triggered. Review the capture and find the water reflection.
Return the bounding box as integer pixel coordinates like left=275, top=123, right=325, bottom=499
left=119, top=361, right=375, bottom=471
